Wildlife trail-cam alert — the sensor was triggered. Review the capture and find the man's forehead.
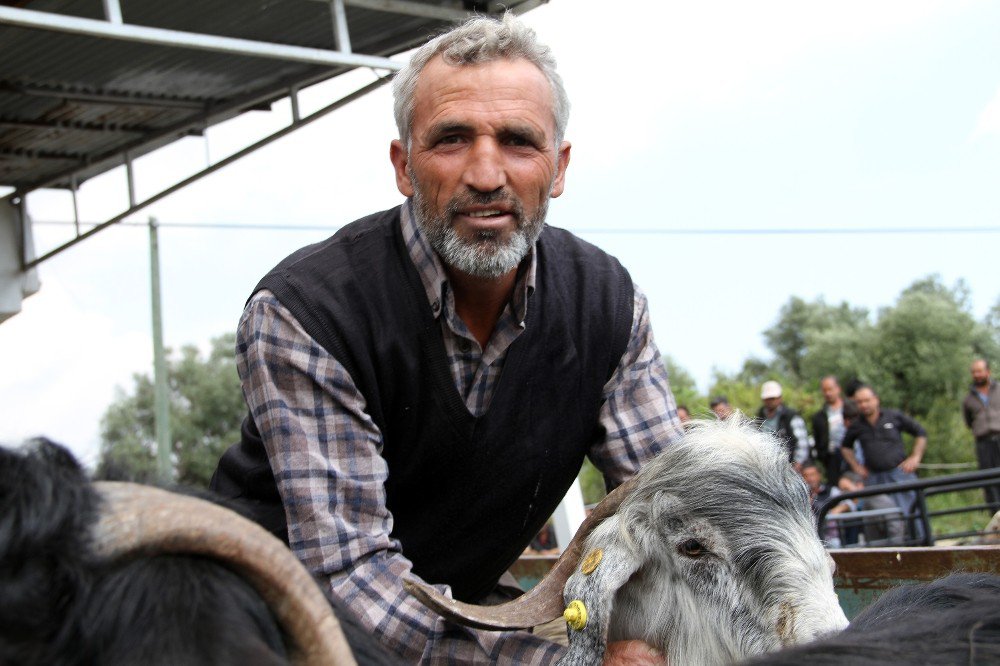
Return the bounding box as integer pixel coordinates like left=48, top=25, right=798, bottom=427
left=411, top=56, right=553, bottom=121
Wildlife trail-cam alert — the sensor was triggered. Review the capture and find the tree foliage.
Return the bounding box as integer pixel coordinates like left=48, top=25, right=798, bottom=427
left=97, top=334, right=244, bottom=487
left=703, top=275, right=999, bottom=474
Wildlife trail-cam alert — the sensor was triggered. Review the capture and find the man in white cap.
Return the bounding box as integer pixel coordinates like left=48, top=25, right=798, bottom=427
left=757, top=380, right=810, bottom=470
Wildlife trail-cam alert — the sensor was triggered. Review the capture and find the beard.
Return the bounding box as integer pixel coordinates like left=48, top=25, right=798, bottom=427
left=974, top=376, right=990, bottom=387
left=410, top=173, right=548, bottom=279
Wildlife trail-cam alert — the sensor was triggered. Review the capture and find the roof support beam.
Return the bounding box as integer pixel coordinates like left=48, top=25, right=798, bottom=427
left=0, top=6, right=402, bottom=71
left=22, top=74, right=393, bottom=269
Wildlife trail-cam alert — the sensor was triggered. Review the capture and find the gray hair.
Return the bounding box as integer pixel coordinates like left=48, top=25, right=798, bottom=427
left=392, top=12, right=570, bottom=147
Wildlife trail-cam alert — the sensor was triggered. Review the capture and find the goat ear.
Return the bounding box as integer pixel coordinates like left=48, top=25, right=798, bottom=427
left=558, top=515, right=643, bottom=666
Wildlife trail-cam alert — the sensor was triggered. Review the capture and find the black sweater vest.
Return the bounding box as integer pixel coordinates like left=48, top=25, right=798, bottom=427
left=213, top=206, right=634, bottom=602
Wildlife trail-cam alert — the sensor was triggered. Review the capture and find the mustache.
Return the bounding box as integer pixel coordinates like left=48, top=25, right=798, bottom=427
left=444, top=189, right=524, bottom=219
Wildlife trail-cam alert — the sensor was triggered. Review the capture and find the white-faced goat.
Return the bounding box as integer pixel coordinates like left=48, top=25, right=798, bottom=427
left=407, top=418, right=849, bottom=665
left=0, top=438, right=400, bottom=666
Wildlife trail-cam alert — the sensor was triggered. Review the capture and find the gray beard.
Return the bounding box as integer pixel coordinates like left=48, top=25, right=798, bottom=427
left=410, top=178, right=548, bottom=279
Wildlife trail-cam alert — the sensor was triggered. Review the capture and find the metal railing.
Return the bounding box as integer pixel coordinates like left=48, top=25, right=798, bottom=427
left=816, top=467, right=1000, bottom=547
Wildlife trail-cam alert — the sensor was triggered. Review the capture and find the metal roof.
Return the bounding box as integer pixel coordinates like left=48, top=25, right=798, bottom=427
left=0, top=0, right=546, bottom=321
left=0, top=0, right=544, bottom=196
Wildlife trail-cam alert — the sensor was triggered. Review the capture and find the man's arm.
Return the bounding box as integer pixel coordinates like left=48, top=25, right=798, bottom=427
left=896, top=413, right=928, bottom=474
left=840, top=429, right=868, bottom=478
left=239, top=292, right=564, bottom=664
left=588, top=285, right=684, bottom=486
left=790, top=414, right=811, bottom=468
left=962, top=396, right=975, bottom=430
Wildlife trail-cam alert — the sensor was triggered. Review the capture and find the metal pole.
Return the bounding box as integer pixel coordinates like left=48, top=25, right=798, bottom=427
left=330, top=0, right=352, bottom=53
left=149, top=217, right=172, bottom=482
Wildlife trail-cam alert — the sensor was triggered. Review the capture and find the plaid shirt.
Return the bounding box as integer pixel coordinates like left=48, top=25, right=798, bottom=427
left=238, top=202, right=682, bottom=663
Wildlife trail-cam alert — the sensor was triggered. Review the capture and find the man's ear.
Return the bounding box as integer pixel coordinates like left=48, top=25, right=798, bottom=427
left=550, top=140, right=571, bottom=198
left=390, top=139, right=414, bottom=197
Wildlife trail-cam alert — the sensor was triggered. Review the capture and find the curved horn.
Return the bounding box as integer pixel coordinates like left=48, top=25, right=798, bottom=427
left=93, top=482, right=357, bottom=666
left=404, top=473, right=642, bottom=630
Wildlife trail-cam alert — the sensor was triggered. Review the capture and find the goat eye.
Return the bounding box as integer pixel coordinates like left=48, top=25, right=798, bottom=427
left=678, top=539, right=706, bottom=557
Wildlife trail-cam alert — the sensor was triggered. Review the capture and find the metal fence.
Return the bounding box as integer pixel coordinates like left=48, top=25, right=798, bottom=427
left=816, top=467, right=1000, bottom=547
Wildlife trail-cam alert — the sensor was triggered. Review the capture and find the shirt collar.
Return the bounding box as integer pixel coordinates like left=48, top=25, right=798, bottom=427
left=400, top=199, right=536, bottom=324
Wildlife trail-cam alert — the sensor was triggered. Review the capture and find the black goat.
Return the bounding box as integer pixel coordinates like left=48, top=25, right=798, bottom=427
left=0, top=438, right=399, bottom=666
left=746, top=572, right=1000, bottom=665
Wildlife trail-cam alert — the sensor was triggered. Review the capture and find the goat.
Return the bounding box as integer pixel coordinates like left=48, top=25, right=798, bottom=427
left=406, top=417, right=848, bottom=665
left=0, top=438, right=398, bottom=666
left=742, top=572, right=1000, bottom=665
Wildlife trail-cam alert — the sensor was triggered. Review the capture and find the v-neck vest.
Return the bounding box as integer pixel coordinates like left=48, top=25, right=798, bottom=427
left=238, top=206, right=633, bottom=602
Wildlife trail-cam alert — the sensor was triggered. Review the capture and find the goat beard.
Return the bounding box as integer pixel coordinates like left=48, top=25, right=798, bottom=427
left=409, top=171, right=548, bottom=279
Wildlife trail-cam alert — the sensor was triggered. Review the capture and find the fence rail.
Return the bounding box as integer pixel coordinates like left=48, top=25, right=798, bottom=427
left=817, top=467, right=1000, bottom=547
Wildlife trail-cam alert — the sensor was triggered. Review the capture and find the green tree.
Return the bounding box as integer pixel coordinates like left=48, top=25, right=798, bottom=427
left=763, top=297, right=870, bottom=382
left=97, top=334, right=244, bottom=487
left=869, top=276, right=989, bottom=416
left=665, top=355, right=708, bottom=417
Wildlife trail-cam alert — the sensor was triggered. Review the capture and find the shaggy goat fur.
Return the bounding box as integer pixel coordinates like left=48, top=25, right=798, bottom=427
left=559, top=418, right=847, bottom=665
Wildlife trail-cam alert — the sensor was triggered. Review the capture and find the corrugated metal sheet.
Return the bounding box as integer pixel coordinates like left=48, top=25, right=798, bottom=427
left=0, top=0, right=540, bottom=191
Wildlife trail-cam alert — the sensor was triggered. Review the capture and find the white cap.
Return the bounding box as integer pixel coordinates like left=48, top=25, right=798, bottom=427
left=761, top=380, right=783, bottom=399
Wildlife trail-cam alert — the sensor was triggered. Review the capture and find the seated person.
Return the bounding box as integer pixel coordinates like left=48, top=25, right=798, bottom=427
left=838, top=472, right=907, bottom=545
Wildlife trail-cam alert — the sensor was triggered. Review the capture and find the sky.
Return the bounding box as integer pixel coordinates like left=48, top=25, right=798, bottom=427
left=2, top=0, right=999, bottom=467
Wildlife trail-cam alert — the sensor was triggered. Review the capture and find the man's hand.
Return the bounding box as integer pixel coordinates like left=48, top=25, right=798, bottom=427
left=604, top=640, right=667, bottom=665
left=899, top=455, right=921, bottom=474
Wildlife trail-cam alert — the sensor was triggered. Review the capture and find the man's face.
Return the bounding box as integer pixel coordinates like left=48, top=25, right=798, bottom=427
left=711, top=403, right=732, bottom=420
left=801, top=467, right=822, bottom=492
left=763, top=396, right=782, bottom=413
left=971, top=360, right=991, bottom=387
left=390, top=56, right=571, bottom=278
left=820, top=378, right=841, bottom=405
left=838, top=477, right=861, bottom=493
left=854, top=388, right=879, bottom=418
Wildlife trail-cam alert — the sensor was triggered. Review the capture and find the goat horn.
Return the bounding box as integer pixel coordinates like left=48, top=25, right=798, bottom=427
left=92, top=482, right=357, bottom=666
left=404, top=473, right=641, bottom=630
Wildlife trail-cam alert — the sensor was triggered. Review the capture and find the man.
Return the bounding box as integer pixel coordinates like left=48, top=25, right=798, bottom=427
left=812, top=376, right=847, bottom=486
left=211, top=14, right=680, bottom=664
left=840, top=385, right=927, bottom=542
left=676, top=405, right=692, bottom=424
left=710, top=395, right=733, bottom=420
left=801, top=462, right=850, bottom=546
left=757, top=380, right=810, bottom=469
left=962, top=359, right=1000, bottom=512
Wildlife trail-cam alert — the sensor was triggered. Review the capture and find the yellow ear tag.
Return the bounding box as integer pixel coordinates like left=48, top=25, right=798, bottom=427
left=564, top=599, right=588, bottom=631
left=580, top=548, right=603, bottom=575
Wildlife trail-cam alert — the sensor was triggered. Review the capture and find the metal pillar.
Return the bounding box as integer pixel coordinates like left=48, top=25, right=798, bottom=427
left=149, top=217, right=172, bottom=482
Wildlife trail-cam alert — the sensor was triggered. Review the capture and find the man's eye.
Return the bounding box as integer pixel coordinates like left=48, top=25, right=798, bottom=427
left=438, top=135, right=463, bottom=145
left=505, top=135, right=532, bottom=147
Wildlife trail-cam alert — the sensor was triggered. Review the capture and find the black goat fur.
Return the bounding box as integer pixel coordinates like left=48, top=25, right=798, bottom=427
left=748, top=572, right=1000, bottom=665
left=0, top=438, right=400, bottom=665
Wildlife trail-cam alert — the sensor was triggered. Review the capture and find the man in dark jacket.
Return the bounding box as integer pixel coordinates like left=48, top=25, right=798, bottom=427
left=757, top=380, right=810, bottom=470
left=841, top=384, right=927, bottom=542
left=812, top=376, right=847, bottom=486
left=962, top=359, right=1000, bottom=512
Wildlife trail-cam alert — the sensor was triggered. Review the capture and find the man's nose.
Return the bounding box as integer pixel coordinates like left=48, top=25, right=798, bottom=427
left=461, top=137, right=506, bottom=193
